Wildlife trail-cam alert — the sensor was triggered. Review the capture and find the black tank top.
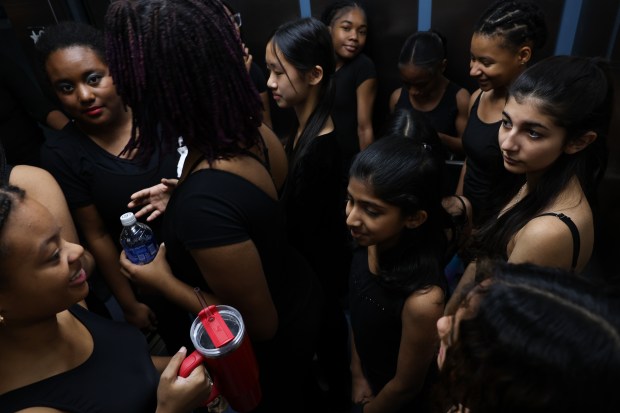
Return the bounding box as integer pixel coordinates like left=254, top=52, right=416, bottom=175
left=536, top=212, right=581, bottom=270
left=394, top=81, right=461, bottom=138
left=462, top=92, right=509, bottom=224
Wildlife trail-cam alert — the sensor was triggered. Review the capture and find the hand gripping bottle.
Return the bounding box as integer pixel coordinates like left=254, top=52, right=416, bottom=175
left=119, top=212, right=158, bottom=264
left=179, top=304, right=262, bottom=412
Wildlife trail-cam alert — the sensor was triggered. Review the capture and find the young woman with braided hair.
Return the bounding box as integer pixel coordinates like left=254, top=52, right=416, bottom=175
left=437, top=260, right=620, bottom=413
left=457, top=0, right=548, bottom=225
left=106, top=1, right=323, bottom=411
left=389, top=30, right=470, bottom=161
left=0, top=185, right=211, bottom=413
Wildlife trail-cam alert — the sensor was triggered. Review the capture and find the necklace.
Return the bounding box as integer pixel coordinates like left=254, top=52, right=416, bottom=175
left=499, top=183, right=528, bottom=217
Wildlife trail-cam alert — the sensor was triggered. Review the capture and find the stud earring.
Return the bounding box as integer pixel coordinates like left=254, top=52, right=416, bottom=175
left=0, top=313, right=4, bottom=325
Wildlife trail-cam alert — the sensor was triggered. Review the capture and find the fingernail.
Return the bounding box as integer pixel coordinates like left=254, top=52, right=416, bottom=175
left=178, top=346, right=187, bottom=353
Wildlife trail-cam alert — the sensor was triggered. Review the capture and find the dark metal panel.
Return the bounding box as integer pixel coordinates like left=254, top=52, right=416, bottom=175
left=572, top=0, right=620, bottom=58
left=364, top=0, right=419, bottom=133
left=81, top=0, right=111, bottom=30
left=2, top=0, right=71, bottom=71
left=574, top=1, right=620, bottom=279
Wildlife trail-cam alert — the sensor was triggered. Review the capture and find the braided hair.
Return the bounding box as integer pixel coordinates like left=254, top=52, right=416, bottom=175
left=398, top=30, right=447, bottom=70
left=0, top=185, right=26, bottom=272
left=104, top=0, right=263, bottom=163
left=320, top=0, right=367, bottom=27
left=440, top=260, right=620, bottom=413
left=474, top=0, right=547, bottom=51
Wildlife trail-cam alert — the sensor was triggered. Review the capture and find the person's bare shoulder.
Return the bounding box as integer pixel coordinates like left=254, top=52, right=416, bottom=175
left=508, top=216, right=576, bottom=269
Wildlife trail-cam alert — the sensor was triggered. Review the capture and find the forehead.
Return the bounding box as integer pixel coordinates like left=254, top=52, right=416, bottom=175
left=46, top=46, right=105, bottom=73
left=470, top=33, right=514, bottom=58
left=265, top=41, right=283, bottom=64
left=348, top=176, right=385, bottom=205
left=333, top=7, right=366, bottom=24
left=399, top=63, right=435, bottom=81
left=265, top=41, right=297, bottom=70
left=349, top=176, right=373, bottom=195
left=504, top=96, right=556, bottom=124
left=1, top=197, right=54, bottom=249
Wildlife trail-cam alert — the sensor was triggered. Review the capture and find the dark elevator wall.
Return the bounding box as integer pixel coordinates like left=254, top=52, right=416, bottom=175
left=2, top=0, right=619, bottom=280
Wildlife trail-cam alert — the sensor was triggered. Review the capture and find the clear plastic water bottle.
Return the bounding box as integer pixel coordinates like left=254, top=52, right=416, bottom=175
left=119, top=212, right=159, bottom=264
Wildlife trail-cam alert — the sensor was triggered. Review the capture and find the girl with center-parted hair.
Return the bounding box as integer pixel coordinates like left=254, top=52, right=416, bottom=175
left=446, top=55, right=614, bottom=315
left=346, top=136, right=448, bottom=413
left=321, top=1, right=377, bottom=166
left=265, top=17, right=353, bottom=410
left=436, top=260, right=620, bottom=413
left=106, top=1, right=324, bottom=411
left=389, top=30, right=470, bottom=162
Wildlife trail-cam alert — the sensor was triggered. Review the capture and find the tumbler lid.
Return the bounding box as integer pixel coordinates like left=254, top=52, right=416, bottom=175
left=199, top=305, right=234, bottom=347
left=190, top=305, right=245, bottom=357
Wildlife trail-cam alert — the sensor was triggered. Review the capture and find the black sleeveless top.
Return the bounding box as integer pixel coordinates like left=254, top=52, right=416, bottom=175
left=536, top=212, right=581, bottom=270
left=462, top=93, right=511, bottom=224
left=394, top=81, right=461, bottom=139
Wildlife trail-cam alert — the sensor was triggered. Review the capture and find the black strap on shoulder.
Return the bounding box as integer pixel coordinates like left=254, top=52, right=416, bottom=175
left=536, top=212, right=580, bottom=271
left=239, top=147, right=271, bottom=173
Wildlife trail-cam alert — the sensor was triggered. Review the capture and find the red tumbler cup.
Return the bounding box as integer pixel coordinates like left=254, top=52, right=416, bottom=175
left=179, top=305, right=261, bottom=412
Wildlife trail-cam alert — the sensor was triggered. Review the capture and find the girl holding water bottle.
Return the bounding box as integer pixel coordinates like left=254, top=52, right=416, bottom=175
left=107, top=1, right=324, bottom=411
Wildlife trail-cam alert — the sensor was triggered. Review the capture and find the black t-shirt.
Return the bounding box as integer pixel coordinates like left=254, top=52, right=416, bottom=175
left=332, top=53, right=377, bottom=161
left=161, top=168, right=324, bottom=411
left=284, top=130, right=350, bottom=297
left=40, top=123, right=179, bottom=244
left=0, top=305, right=158, bottom=413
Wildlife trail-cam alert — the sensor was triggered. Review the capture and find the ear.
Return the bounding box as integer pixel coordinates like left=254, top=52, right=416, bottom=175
left=517, top=45, right=532, bottom=66
left=405, top=210, right=428, bottom=229
left=307, top=65, right=324, bottom=86
left=564, top=131, right=597, bottom=155
left=439, top=59, right=447, bottom=72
